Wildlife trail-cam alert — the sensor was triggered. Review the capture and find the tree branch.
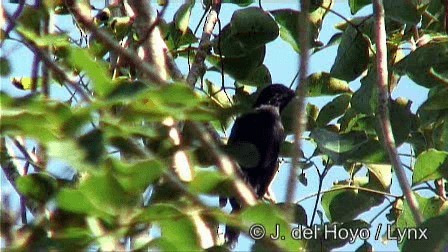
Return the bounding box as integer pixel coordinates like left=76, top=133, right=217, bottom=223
left=66, top=0, right=167, bottom=86
left=186, top=0, right=221, bottom=87
left=373, top=0, right=423, bottom=224
left=287, top=0, right=311, bottom=204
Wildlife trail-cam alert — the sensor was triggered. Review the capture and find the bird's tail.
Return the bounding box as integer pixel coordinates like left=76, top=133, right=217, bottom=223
left=225, top=197, right=242, bottom=249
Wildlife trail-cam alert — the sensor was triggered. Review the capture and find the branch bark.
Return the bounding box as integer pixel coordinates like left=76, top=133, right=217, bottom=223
left=287, top=0, right=311, bottom=204
left=373, top=0, right=423, bottom=224
left=186, top=0, right=221, bottom=87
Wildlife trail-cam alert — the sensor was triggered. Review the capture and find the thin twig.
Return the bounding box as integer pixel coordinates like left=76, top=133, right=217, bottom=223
left=66, top=0, right=167, bottom=86
left=2, top=0, right=25, bottom=44
left=186, top=0, right=221, bottom=87
left=373, top=0, right=423, bottom=224
left=296, top=185, right=400, bottom=204
left=310, top=159, right=330, bottom=226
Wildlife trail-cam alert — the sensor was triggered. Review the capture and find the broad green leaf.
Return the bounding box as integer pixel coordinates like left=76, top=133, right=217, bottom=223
left=1, top=94, right=76, bottom=143
left=270, top=9, right=301, bottom=53
left=68, top=47, right=112, bottom=97
left=402, top=212, right=448, bottom=252
left=433, top=116, right=448, bottom=151
left=17, top=26, right=70, bottom=48
left=418, top=87, right=448, bottom=111
left=235, top=64, right=272, bottom=87
left=137, top=204, right=202, bottom=250
left=305, top=72, right=351, bottom=97
left=230, top=7, right=279, bottom=48
left=330, top=26, right=370, bottom=82
left=240, top=204, right=306, bottom=250
left=345, top=138, right=389, bottom=164
left=276, top=203, right=308, bottom=225
left=17, top=173, right=58, bottom=203
left=395, top=39, right=448, bottom=88
left=0, top=57, right=11, bottom=76
left=321, top=179, right=385, bottom=222
left=311, top=128, right=368, bottom=164
left=48, top=140, right=94, bottom=171
left=366, top=164, right=392, bottom=191
left=80, top=173, right=135, bottom=212
left=396, top=194, right=448, bottom=249
left=316, top=93, right=351, bottom=127
left=173, top=3, right=193, bottom=34
left=349, top=0, right=371, bottom=14
left=203, top=0, right=254, bottom=7
left=188, top=170, right=228, bottom=195
left=384, top=0, right=420, bottom=25
left=224, top=0, right=253, bottom=6
left=387, top=98, right=413, bottom=145
left=351, top=68, right=378, bottom=115
left=207, top=46, right=265, bottom=80
left=421, top=0, right=445, bottom=32
left=413, top=149, right=448, bottom=185
left=77, top=129, right=105, bottom=165
left=136, top=203, right=183, bottom=222
left=271, top=2, right=331, bottom=53
left=397, top=194, right=448, bottom=229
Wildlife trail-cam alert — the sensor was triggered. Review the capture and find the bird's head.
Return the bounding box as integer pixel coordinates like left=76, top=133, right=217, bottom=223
left=254, top=84, right=296, bottom=112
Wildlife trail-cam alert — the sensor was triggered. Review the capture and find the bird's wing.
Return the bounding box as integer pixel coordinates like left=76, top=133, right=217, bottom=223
left=228, top=107, right=284, bottom=196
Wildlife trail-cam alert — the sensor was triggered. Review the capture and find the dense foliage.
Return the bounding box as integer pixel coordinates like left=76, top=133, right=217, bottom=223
left=1, top=0, right=448, bottom=251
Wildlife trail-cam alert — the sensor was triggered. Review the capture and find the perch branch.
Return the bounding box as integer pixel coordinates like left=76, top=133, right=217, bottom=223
left=373, top=0, right=423, bottom=224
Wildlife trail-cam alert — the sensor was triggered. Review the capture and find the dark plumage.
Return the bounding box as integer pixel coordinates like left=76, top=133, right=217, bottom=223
left=222, top=84, right=295, bottom=247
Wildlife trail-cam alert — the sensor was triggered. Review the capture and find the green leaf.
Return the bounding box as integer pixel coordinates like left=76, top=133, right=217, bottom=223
left=387, top=98, right=413, bottom=145
left=276, top=203, right=308, bottom=225
left=0, top=57, right=11, bottom=76
left=384, top=0, right=420, bottom=25
left=223, top=0, right=253, bottom=6
left=235, top=64, right=272, bottom=87
left=230, top=7, right=279, bottom=48
left=316, top=94, right=351, bottom=127
left=17, top=173, right=58, bottom=203
left=413, top=149, right=448, bottom=185
left=351, top=68, right=379, bottom=115
left=270, top=9, right=301, bottom=53
left=395, top=39, right=448, bottom=88
left=173, top=3, right=193, bottom=34
left=349, top=0, right=371, bottom=14
left=203, top=0, right=254, bottom=7
left=396, top=194, right=448, bottom=250
left=330, top=26, right=370, bottom=82
left=111, top=159, right=165, bottom=194
left=77, top=129, right=105, bottom=165
left=305, top=72, right=351, bottom=97
left=311, top=128, right=368, bottom=164
left=321, top=180, right=385, bottom=222
left=188, top=170, right=228, bottom=195
left=271, top=2, right=332, bottom=53
left=208, top=45, right=266, bottom=80
left=419, top=86, right=448, bottom=111
left=137, top=204, right=202, bottom=250
left=240, top=204, right=306, bottom=250
left=67, top=47, right=112, bottom=97
left=48, top=140, right=93, bottom=171
left=421, top=0, right=445, bottom=32
left=366, top=164, right=392, bottom=191
left=402, top=212, right=448, bottom=252
left=80, top=173, right=135, bottom=212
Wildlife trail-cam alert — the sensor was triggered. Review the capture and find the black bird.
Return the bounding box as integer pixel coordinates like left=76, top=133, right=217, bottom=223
left=222, top=84, right=296, bottom=247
